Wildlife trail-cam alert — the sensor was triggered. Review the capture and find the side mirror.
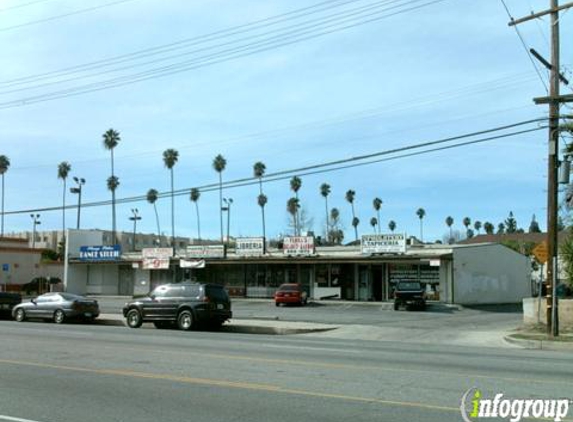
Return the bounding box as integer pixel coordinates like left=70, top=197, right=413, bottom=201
left=31, top=299, right=36, bottom=304
left=149, top=294, right=156, bottom=300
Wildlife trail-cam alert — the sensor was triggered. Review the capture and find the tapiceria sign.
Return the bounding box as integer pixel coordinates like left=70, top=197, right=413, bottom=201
left=79, top=245, right=121, bottom=261
left=361, top=234, right=406, bottom=254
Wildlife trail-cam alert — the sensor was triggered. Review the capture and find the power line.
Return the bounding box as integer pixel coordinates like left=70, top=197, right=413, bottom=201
left=0, top=0, right=447, bottom=108
left=0, top=0, right=142, bottom=33
left=3, top=118, right=547, bottom=215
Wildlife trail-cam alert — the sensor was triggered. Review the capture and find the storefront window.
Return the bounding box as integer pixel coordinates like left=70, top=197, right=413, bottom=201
left=316, top=264, right=329, bottom=287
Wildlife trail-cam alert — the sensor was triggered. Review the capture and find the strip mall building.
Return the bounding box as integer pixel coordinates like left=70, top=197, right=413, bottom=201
left=63, top=230, right=531, bottom=305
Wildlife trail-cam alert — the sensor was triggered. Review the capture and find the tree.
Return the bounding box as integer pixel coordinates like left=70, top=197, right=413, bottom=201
left=484, top=221, right=494, bottom=234
left=466, top=229, right=475, bottom=239
left=102, top=129, right=121, bottom=243
left=253, top=162, right=267, bottom=243
left=370, top=217, right=378, bottom=232
left=57, top=161, right=71, bottom=240
left=352, top=217, right=360, bottom=239
left=559, top=234, right=573, bottom=289
left=106, top=176, right=120, bottom=226
left=0, top=155, right=9, bottom=236
left=504, top=211, right=518, bottom=233
left=497, top=223, right=505, bottom=235
left=212, top=154, right=227, bottom=243
left=146, top=188, right=162, bottom=245
left=529, top=214, right=541, bottom=233
left=416, top=208, right=426, bottom=241
left=320, top=183, right=331, bottom=241
left=463, top=217, right=471, bottom=232
left=474, top=220, right=482, bottom=234
left=445, top=216, right=454, bottom=244
left=163, top=149, right=179, bottom=246
left=286, top=197, right=300, bottom=235
left=190, top=188, right=201, bottom=241
left=372, top=197, right=383, bottom=234
left=345, top=189, right=358, bottom=241
left=388, top=220, right=396, bottom=232
left=290, top=176, right=302, bottom=235
left=328, top=207, right=344, bottom=245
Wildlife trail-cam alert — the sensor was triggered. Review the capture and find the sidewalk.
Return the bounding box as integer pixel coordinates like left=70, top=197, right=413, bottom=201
left=97, top=313, right=339, bottom=335
left=504, top=327, right=573, bottom=351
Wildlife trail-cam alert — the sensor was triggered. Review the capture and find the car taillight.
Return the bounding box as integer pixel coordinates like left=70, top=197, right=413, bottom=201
left=276, top=292, right=284, bottom=297
left=203, top=296, right=210, bottom=303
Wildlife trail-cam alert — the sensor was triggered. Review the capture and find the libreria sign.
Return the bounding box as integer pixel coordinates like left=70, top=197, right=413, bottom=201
left=79, top=245, right=121, bottom=261
left=461, top=388, right=571, bottom=422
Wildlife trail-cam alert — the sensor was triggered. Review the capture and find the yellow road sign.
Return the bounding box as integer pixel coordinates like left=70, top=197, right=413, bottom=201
left=532, top=241, right=549, bottom=264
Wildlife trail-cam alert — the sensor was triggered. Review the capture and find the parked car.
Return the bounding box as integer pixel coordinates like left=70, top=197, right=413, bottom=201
left=12, top=292, right=100, bottom=323
left=393, top=281, right=426, bottom=311
left=274, top=283, right=308, bottom=306
left=21, top=277, right=62, bottom=295
left=0, top=292, right=22, bottom=318
left=122, top=283, right=232, bottom=330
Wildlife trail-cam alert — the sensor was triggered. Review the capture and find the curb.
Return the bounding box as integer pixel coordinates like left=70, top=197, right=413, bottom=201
left=504, top=335, right=573, bottom=351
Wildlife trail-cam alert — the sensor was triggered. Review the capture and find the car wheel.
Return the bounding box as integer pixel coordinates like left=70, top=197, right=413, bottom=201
left=126, top=309, right=143, bottom=328
left=14, top=308, right=25, bottom=322
left=177, top=310, right=194, bottom=331
left=53, top=309, right=65, bottom=324
left=393, top=301, right=400, bottom=311
left=275, top=301, right=280, bottom=307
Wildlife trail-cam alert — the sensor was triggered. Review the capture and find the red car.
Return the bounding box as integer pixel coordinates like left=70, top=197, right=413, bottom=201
left=274, top=283, right=308, bottom=307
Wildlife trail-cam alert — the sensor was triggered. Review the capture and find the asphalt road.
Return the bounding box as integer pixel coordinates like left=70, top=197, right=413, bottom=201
left=0, top=320, right=572, bottom=422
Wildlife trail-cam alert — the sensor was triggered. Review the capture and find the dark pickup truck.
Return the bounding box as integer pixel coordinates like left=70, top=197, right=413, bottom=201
left=393, top=281, right=426, bottom=311
left=0, top=292, right=22, bottom=318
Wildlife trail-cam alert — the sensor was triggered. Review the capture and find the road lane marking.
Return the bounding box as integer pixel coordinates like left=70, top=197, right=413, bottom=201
left=0, top=358, right=457, bottom=415
left=0, top=416, right=48, bottom=422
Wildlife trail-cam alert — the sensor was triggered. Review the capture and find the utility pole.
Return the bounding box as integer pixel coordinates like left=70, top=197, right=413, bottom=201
left=510, top=0, right=573, bottom=337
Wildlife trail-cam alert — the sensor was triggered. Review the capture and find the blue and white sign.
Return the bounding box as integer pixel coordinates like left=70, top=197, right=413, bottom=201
left=2, top=264, right=9, bottom=272
left=80, top=245, right=121, bottom=261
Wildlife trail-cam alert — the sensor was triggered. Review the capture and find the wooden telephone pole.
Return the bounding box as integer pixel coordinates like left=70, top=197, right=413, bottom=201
left=510, top=1, right=572, bottom=337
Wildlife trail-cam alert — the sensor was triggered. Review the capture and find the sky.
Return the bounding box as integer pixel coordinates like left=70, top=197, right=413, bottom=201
left=0, top=0, right=572, bottom=244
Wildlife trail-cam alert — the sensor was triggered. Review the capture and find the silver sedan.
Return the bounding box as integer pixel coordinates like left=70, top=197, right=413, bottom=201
left=12, top=292, right=100, bottom=324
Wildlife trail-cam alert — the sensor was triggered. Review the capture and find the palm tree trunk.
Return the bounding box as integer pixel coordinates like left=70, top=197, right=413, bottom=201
left=295, top=192, right=299, bottom=236
left=376, top=210, right=381, bottom=234
left=153, top=203, right=161, bottom=246
left=170, top=168, right=175, bottom=247
left=219, top=173, right=223, bottom=243
left=111, top=149, right=117, bottom=245
left=324, top=197, right=329, bottom=243
left=420, top=219, right=424, bottom=241
left=62, top=179, right=67, bottom=234
left=261, top=205, right=266, bottom=253
left=1, top=174, right=4, bottom=236
left=195, top=202, right=201, bottom=241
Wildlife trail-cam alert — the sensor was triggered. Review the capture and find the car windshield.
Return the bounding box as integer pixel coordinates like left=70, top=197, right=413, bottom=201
left=278, top=284, right=299, bottom=291
left=397, top=282, right=422, bottom=290
left=59, top=293, right=82, bottom=301
left=205, top=286, right=229, bottom=301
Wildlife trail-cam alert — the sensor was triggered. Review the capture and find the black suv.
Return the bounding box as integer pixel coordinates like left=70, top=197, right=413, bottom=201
left=123, top=283, right=232, bottom=330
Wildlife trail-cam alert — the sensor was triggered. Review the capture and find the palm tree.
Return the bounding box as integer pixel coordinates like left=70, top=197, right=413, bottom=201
left=213, top=154, right=227, bottom=243
left=370, top=217, right=378, bottom=232
left=163, top=149, right=179, bottom=247
left=146, top=188, right=161, bottom=246
left=329, top=207, right=342, bottom=244
left=290, top=176, right=302, bottom=235
left=320, top=183, right=331, bottom=242
left=102, top=129, right=120, bottom=243
left=345, top=189, right=358, bottom=241
left=0, top=155, right=10, bottom=236
left=287, top=197, right=300, bottom=235
left=253, top=162, right=267, bottom=243
left=372, top=198, right=383, bottom=234
left=388, top=220, right=396, bottom=232
left=57, top=162, right=71, bottom=240
left=474, top=220, right=482, bottom=234
left=190, top=188, right=201, bottom=241
left=352, top=217, right=360, bottom=239
left=258, top=194, right=268, bottom=248
left=484, top=221, right=494, bottom=235
left=416, top=208, right=426, bottom=241
left=445, top=216, right=454, bottom=244
left=463, top=217, right=471, bottom=233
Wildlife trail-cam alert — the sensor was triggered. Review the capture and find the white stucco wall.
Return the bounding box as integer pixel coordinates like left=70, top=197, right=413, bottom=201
left=452, top=244, right=530, bottom=305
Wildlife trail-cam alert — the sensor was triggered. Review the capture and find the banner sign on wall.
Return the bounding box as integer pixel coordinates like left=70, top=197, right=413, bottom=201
left=283, top=236, right=315, bottom=256
left=236, top=237, right=265, bottom=256
left=141, top=247, right=173, bottom=270
left=180, top=259, right=206, bottom=269
left=361, top=234, right=407, bottom=254
left=186, top=245, right=225, bottom=259
left=79, top=245, right=121, bottom=261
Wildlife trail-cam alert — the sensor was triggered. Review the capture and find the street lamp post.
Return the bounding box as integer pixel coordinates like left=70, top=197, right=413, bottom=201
left=129, top=208, right=141, bottom=252
left=30, top=213, right=40, bottom=249
left=222, top=198, right=233, bottom=244
left=70, top=177, right=85, bottom=230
